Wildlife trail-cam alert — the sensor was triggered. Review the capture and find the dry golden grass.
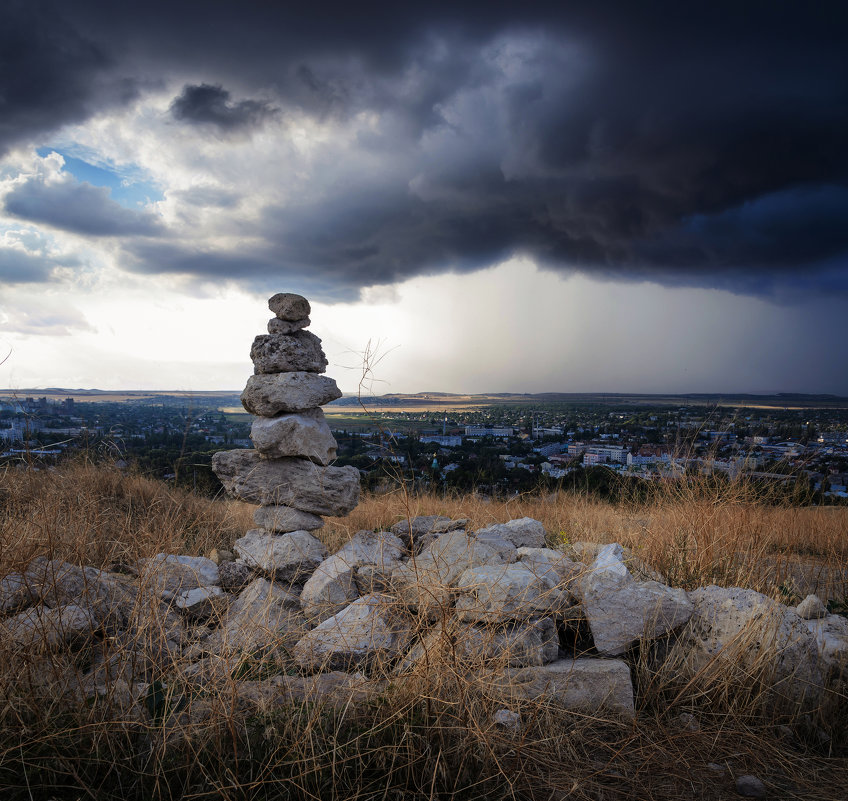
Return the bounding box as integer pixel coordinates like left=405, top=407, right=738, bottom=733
left=0, top=460, right=846, bottom=800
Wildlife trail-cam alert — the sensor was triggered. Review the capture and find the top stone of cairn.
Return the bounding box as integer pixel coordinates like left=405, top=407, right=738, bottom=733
left=269, top=293, right=310, bottom=322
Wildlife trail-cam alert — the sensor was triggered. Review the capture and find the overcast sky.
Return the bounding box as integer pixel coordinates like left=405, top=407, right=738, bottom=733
left=1, top=1, right=847, bottom=395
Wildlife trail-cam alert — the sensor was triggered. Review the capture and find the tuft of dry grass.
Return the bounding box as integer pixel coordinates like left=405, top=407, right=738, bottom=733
left=0, top=461, right=846, bottom=800
left=0, top=459, right=253, bottom=571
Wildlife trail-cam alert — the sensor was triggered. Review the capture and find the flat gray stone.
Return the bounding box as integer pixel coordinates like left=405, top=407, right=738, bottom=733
left=293, top=593, right=412, bottom=672
left=251, top=331, right=327, bottom=374
left=234, top=671, right=385, bottom=712
left=138, top=554, right=221, bottom=601
left=213, top=450, right=360, bottom=516
left=334, top=530, right=407, bottom=568
left=175, top=586, right=229, bottom=622
left=475, top=518, right=547, bottom=549
left=476, top=657, right=635, bottom=719
left=269, top=292, right=310, bottom=321
left=241, top=372, right=342, bottom=416
left=24, top=558, right=140, bottom=630
left=250, top=408, right=337, bottom=464
left=454, top=564, right=571, bottom=623
left=233, top=529, right=327, bottom=583
left=254, top=505, right=324, bottom=533
left=268, top=316, right=309, bottom=334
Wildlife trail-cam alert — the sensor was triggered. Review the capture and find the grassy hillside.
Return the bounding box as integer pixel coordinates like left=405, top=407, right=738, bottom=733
left=0, top=461, right=846, bottom=800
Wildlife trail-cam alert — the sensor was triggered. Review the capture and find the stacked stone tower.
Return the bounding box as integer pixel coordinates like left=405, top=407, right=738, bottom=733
left=212, top=293, right=360, bottom=574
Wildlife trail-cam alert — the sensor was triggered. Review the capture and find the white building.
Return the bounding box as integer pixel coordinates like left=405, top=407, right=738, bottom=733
left=420, top=434, right=462, bottom=447
left=464, top=426, right=514, bottom=439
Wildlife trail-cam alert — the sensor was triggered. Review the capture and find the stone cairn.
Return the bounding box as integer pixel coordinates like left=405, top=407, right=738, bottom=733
left=211, top=293, right=361, bottom=585
left=2, top=295, right=846, bottom=738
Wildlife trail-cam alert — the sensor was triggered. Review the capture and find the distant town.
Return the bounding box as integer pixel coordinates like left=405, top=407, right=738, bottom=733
left=2, top=390, right=847, bottom=503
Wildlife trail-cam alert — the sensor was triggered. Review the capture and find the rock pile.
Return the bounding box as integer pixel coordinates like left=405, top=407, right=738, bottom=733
left=2, top=515, right=847, bottom=730
left=212, top=293, right=361, bottom=581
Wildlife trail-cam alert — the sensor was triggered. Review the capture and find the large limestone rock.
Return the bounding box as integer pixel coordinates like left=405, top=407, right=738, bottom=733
left=3, top=603, right=99, bottom=651
left=254, top=505, right=324, bottom=533
left=334, top=530, right=407, bottom=568
left=0, top=573, right=36, bottom=615
left=802, top=613, right=848, bottom=679
left=391, top=531, right=506, bottom=614
left=472, top=531, right=518, bottom=563
left=454, top=564, right=572, bottom=624
left=137, top=554, right=220, bottom=601
left=206, top=577, right=305, bottom=655
left=233, top=529, right=327, bottom=583
left=517, top=547, right=583, bottom=590
left=477, top=657, right=635, bottom=720
left=400, top=617, right=559, bottom=671
left=26, top=558, right=133, bottom=607
left=300, top=553, right=360, bottom=623
left=251, top=331, right=327, bottom=374
left=577, top=544, right=692, bottom=656
left=293, top=594, right=412, bottom=671
left=212, top=450, right=360, bottom=516
left=475, top=518, right=547, bottom=549
left=269, top=292, right=310, bottom=321
left=23, top=558, right=146, bottom=634
left=250, top=408, right=338, bottom=464
left=680, top=586, right=824, bottom=712
left=241, top=373, right=342, bottom=416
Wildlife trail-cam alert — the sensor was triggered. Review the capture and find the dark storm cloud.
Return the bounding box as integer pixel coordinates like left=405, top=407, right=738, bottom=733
left=0, top=248, right=58, bottom=284
left=5, top=177, right=162, bottom=237
left=0, top=1, right=137, bottom=157
left=170, top=84, right=277, bottom=132
left=2, top=1, right=848, bottom=298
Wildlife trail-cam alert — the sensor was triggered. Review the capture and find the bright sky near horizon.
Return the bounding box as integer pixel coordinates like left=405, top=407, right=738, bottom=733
left=1, top=2, right=847, bottom=395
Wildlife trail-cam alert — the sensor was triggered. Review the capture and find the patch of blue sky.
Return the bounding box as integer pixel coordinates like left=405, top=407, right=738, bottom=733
left=35, top=146, right=164, bottom=210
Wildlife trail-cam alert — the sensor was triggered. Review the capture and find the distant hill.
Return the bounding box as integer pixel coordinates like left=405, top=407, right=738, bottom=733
left=3, top=388, right=847, bottom=410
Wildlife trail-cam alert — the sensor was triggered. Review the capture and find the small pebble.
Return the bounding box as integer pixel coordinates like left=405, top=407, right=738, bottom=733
left=493, top=709, right=522, bottom=732
left=735, top=774, right=766, bottom=798
left=677, top=711, right=700, bottom=732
